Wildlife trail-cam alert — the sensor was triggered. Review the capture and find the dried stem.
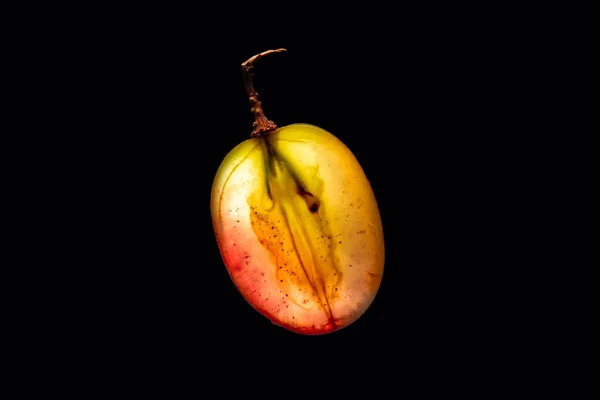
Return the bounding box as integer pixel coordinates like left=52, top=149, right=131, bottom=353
left=241, top=48, right=286, bottom=138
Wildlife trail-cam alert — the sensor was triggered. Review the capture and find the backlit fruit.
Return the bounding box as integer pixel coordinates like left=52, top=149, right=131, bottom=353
left=211, top=48, right=384, bottom=335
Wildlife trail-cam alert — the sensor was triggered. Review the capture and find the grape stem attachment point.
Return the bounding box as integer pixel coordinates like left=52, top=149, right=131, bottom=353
left=242, top=48, right=286, bottom=138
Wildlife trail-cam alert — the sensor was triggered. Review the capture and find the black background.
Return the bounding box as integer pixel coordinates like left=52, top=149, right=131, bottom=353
left=10, top=3, right=554, bottom=366
left=101, top=28, right=509, bottom=346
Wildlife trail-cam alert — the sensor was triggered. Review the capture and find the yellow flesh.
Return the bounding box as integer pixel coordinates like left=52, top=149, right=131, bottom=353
left=211, top=123, right=384, bottom=334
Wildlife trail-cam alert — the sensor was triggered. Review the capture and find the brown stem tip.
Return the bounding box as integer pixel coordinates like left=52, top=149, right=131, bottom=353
left=242, top=48, right=287, bottom=138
